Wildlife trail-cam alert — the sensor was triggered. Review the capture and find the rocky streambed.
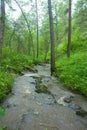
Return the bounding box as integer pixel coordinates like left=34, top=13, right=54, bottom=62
left=0, top=64, right=87, bottom=130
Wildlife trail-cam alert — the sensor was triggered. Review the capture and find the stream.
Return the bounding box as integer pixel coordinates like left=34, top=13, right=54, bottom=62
left=0, top=64, right=87, bottom=130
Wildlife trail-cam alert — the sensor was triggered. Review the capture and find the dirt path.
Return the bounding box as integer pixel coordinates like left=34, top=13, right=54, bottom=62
left=0, top=64, right=87, bottom=130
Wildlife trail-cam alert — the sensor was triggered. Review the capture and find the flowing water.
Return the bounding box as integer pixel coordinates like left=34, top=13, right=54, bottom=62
left=0, top=64, right=87, bottom=130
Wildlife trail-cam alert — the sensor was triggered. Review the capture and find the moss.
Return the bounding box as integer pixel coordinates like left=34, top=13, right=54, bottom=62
left=35, top=84, right=49, bottom=94
left=76, top=109, right=87, bottom=117
left=24, top=65, right=38, bottom=73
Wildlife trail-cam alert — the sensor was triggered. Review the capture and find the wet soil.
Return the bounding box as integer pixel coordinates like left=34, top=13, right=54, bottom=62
left=0, top=64, right=87, bottom=130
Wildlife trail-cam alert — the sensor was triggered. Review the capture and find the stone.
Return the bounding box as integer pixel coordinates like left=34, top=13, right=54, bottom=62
left=34, top=111, right=39, bottom=115
left=64, top=95, right=74, bottom=103
left=57, top=96, right=67, bottom=106
left=76, top=109, right=87, bottom=117
left=25, top=66, right=38, bottom=73
left=64, top=97, right=72, bottom=103
left=35, top=84, right=49, bottom=94
left=68, top=103, right=81, bottom=110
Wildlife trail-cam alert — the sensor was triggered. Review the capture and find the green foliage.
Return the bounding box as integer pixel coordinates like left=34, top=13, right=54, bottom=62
left=2, top=47, right=33, bottom=74
left=57, top=28, right=86, bottom=57
left=71, top=28, right=84, bottom=51
left=0, top=71, right=15, bottom=100
left=57, top=40, right=67, bottom=55
left=56, top=51, right=87, bottom=96
left=0, top=107, right=5, bottom=116
left=56, top=22, right=87, bottom=96
left=45, top=51, right=50, bottom=63
left=0, top=47, right=34, bottom=101
left=0, top=126, right=8, bottom=130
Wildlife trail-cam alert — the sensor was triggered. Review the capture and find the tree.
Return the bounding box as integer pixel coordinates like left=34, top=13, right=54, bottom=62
left=73, top=0, right=87, bottom=39
left=35, top=0, right=39, bottom=58
left=48, top=0, right=55, bottom=75
left=0, top=0, right=5, bottom=65
left=67, top=0, right=72, bottom=57
left=14, top=0, right=35, bottom=59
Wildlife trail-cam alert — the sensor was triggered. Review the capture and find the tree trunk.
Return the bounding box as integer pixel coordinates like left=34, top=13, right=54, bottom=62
left=35, top=0, right=39, bottom=58
left=48, top=0, right=55, bottom=75
left=0, top=0, right=5, bottom=65
left=67, top=0, right=72, bottom=57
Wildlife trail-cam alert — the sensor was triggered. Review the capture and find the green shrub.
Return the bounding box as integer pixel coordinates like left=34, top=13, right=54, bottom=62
left=2, top=47, right=33, bottom=73
left=57, top=40, right=67, bottom=55
left=0, top=71, right=15, bottom=100
left=56, top=52, right=87, bottom=96
left=0, top=47, right=34, bottom=101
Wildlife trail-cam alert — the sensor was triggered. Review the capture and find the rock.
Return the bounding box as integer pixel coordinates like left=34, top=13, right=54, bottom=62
left=35, top=84, right=49, bottom=94
left=64, top=96, right=74, bottom=103
left=76, top=109, right=87, bottom=117
left=34, top=111, right=39, bottom=115
left=26, top=66, right=38, bottom=73
left=64, top=97, right=72, bottom=103
left=35, top=77, right=42, bottom=85
left=30, top=81, right=36, bottom=85
left=68, top=103, right=81, bottom=110
left=57, top=96, right=67, bottom=106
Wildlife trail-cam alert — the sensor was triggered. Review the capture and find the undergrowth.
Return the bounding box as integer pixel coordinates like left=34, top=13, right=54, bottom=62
left=0, top=47, right=34, bottom=101
left=56, top=30, right=87, bottom=97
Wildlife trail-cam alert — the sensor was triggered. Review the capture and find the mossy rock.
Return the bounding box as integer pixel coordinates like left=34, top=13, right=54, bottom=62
left=25, top=66, right=38, bottom=73
left=35, top=84, right=49, bottom=94
left=76, top=109, right=87, bottom=117
left=36, top=77, right=42, bottom=84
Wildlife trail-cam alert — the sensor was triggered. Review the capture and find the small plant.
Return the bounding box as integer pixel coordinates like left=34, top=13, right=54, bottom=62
left=0, top=126, right=8, bottom=130
left=0, top=107, right=5, bottom=116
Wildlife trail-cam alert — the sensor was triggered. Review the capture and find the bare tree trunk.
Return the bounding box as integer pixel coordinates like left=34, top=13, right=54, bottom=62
left=35, top=0, right=39, bottom=58
left=48, top=0, right=55, bottom=75
left=0, top=0, right=5, bottom=65
left=67, top=0, right=72, bottom=57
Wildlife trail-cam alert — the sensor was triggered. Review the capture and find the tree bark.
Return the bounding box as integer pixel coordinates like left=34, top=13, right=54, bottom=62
left=48, top=0, right=55, bottom=75
left=67, top=0, right=72, bottom=57
left=0, top=0, right=5, bottom=65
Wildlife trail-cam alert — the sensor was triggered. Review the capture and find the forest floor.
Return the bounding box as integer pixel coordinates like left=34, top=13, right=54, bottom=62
left=0, top=64, right=87, bottom=130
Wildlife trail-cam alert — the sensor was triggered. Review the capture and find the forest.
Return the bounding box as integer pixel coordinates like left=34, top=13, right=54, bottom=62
left=0, top=0, right=87, bottom=129
left=0, top=0, right=87, bottom=101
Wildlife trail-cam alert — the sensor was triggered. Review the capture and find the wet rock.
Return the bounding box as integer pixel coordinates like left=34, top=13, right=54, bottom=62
left=57, top=96, right=67, bottom=106
left=35, top=84, right=49, bottom=94
left=35, top=77, right=42, bottom=84
left=19, top=71, right=24, bottom=76
left=30, top=81, right=36, bottom=85
left=34, top=111, right=39, bottom=115
left=64, top=96, right=74, bottom=103
left=76, top=109, right=87, bottom=117
left=64, top=97, right=72, bottom=103
left=57, top=95, right=74, bottom=106
left=68, top=103, right=81, bottom=110
left=25, top=66, right=38, bottom=73
left=6, top=103, right=17, bottom=108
